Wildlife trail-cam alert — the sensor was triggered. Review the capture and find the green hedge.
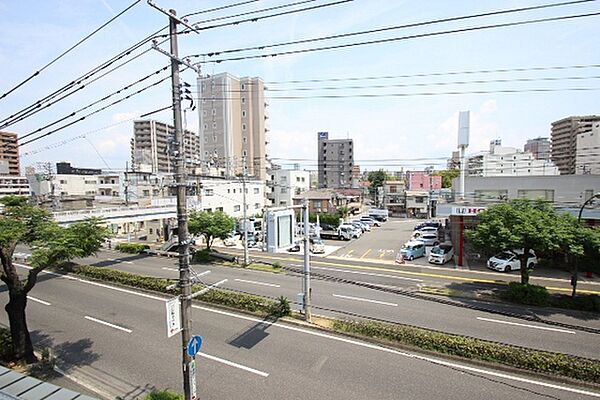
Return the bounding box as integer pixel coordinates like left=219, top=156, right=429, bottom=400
left=500, top=282, right=550, bottom=306
left=0, top=328, right=13, bottom=362
left=144, top=390, right=183, bottom=400
left=550, top=294, right=600, bottom=313
left=115, top=243, right=150, bottom=254
left=69, top=265, right=283, bottom=317
left=193, top=248, right=213, bottom=263
left=332, top=319, right=600, bottom=383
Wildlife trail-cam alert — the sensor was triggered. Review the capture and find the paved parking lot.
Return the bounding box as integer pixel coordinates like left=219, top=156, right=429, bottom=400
left=326, top=218, right=428, bottom=262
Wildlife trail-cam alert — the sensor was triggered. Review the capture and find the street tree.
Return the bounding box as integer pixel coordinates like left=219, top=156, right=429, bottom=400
left=432, top=169, right=460, bottom=188
left=367, top=169, right=386, bottom=192
left=466, top=199, right=565, bottom=285
left=0, top=196, right=110, bottom=363
left=188, top=210, right=234, bottom=249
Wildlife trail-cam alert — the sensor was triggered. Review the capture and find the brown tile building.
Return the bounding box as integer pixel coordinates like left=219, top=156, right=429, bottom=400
left=0, top=131, right=20, bottom=175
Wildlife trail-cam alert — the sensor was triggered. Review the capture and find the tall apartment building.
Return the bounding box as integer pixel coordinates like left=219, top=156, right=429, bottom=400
left=576, top=120, right=600, bottom=175
left=317, top=132, right=354, bottom=189
left=551, top=115, right=600, bottom=175
left=197, top=72, right=267, bottom=180
left=0, top=131, right=20, bottom=175
left=524, top=137, right=550, bottom=161
left=468, top=139, right=559, bottom=177
left=131, top=120, right=199, bottom=174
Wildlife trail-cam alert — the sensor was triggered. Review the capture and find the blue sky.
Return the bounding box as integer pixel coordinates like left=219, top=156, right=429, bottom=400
left=1, top=0, right=598, bottom=173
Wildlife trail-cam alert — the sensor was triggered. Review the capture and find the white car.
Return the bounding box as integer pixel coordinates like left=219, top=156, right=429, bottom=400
left=411, top=232, right=439, bottom=246
left=340, top=224, right=362, bottom=239
left=414, top=226, right=438, bottom=234
left=310, top=238, right=325, bottom=254
left=428, top=244, right=454, bottom=265
left=487, top=250, right=538, bottom=272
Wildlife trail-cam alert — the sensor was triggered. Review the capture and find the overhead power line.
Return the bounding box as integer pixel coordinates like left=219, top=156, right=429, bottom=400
left=192, top=0, right=596, bottom=58
left=0, top=0, right=143, bottom=102
left=192, top=0, right=316, bottom=24
left=195, top=11, right=600, bottom=64
left=0, top=0, right=260, bottom=130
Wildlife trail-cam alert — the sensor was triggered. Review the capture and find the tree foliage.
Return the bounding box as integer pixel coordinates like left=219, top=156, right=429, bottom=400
left=367, top=169, right=386, bottom=191
left=0, top=196, right=110, bottom=362
left=465, top=199, right=584, bottom=284
left=188, top=210, right=234, bottom=249
left=432, top=169, right=460, bottom=188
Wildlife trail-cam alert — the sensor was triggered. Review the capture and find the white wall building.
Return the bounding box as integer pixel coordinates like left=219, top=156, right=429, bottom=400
left=575, top=121, right=600, bottom=175
left=197, top=179, right=265, bottom=218
left=468, top=140, right=559, bottom=177
left=267, top=169, right=310, bottom=207
left=0, top=176, right=30, bottom=198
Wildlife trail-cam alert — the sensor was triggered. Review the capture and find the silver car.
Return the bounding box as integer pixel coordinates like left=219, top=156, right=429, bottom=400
left=413, top=233, right=439, bottom=247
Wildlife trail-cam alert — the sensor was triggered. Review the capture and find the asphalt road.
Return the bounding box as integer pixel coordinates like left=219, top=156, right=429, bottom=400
left=2, top=264, right=598, bottom=400
left=73, top=250, right=600, bottom=359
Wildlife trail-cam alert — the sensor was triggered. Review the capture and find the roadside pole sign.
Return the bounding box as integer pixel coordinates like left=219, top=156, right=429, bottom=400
left=189, top=360, right=197, bottom=400
left=187, top=335, right=203, bottom=357
left=166, top=297, right=181, bottom=338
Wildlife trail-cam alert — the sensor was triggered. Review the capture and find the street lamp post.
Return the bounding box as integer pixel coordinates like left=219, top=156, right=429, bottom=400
left=572, top=192, right=600, bottom=297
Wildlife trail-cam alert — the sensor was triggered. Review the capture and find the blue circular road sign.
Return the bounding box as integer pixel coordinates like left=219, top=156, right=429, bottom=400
left=187, top=335, right=203, bottom=357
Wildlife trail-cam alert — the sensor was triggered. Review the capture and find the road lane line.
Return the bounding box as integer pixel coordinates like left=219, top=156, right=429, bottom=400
left=84, top=316, right=132, bottom=333
left=314, top=266, right=423, bottom=282
left=345, top=250, right=354, bottom=258
left=192, top=304, right=600, bottom=398
left=27, top=296, right=51, bottom=306
left=234, top=279, right=280, bottom=288
left=378, top=251, right=385, bottom=259
left=12, top=263, right=595, bottom=397
left=162, top=267, right=179, bottom=272
left=332, top=293, right=398, bottom=307
left=476, top=317, right=576, bottom=334
left=108, top=258, right=134, bottom=264
left=197, top=352, right=269, bottom=377
left=360, top=249, right=372, bottom=259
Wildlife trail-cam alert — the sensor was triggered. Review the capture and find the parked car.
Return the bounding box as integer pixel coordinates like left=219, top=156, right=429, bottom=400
left=351, top=220, right=370, bottom=232
left=428, top=243, right=454, bottom=264
left=368, top=208, right=389, bottom=221
left=340, top=224, right=362, bottom=238
left=360, top=216, right=381, bottom=227
left=487, top=250, right=538, bottom=272
left=414, top=226, right=438, bottom=234
left=412, top=233, right=439, bottom=246
left=310, top=238, right=325, bottom=254
left=287, top=241, right=301, bottom=252
left=400, top=240, right=426, bottom=261
left=223, top=232, right=239, bottom=247
left=414, top=220, right=442, bottom=231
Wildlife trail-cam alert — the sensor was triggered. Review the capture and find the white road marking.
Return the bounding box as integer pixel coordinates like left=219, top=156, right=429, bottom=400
left=476, top=317, right=576, bottom=334
left=234, top=278, right=280, bottom=288
left=162, top=267, right=179, bottom=272
left=27, top=296, right=51, bottom=306
left=314, top=265, right=423, bottom=282
left=13, top=263, right=599, bottom=397
left=109, top=258, right=133, bottom=264
left=332, top=293, right=398, bottom=307
left=84, top=316, right=132, bottom=333
left=197, top=352, right=269, bottom=377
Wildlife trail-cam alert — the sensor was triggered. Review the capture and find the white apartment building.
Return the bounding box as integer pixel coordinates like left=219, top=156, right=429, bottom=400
left=196, top=179, right=265, bottom=218
left=197, top=72, right=267, bottom=180
left=468, top=139, right=559, bottom=177
left=268, top=169, right=310, bottom=207
left=575, top=121, right=600, bottom=175
left=0, top=176, right=30, bottom=198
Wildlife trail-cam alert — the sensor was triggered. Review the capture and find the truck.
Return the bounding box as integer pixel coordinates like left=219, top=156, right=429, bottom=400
left=368, top=208, right=389, bottom=221
left=319, top=225, right=354, bottom=240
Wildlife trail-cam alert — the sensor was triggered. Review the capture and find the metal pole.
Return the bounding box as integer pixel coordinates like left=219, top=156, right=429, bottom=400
left=303, top=198, right=312, bottom=322
left=242, top=156, right=249, bottom=266
left=572, top=194, right=597, bottom=297
left=459, top=145, right=466, bottom=201
left=168, top=11, right=193, bottom=400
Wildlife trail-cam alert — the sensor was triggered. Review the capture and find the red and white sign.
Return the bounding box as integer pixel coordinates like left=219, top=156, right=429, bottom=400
left=451, top=206, right=486, bottom=216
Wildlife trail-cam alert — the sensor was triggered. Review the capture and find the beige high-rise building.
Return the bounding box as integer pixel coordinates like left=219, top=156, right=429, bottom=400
left=0, top=131, right=20, bottom=175
left=131, top=120, right=199, bottom=174
left=197, top=72, right=266, bottom=180
left=551, top=115, right=600, bottom=175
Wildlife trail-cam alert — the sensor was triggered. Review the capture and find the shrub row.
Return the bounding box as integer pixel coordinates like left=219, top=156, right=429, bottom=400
left=145, top=390, right=183, bottom=400
left=0, top=328, right=13, bottom=362
left=115, top=243, right=150, bottom=254
left=332, top=319, right=600, bottom=383
left=500, top=282, right=600, bottom=312
left=69, top=265, right=290, bottom=317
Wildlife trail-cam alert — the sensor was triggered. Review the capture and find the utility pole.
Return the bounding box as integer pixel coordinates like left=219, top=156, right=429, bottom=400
left=147, top=2, right=201, bottom=398
left=242, top=156, right=249, bottom=266
left=302, top=198, right=312, bottom=322
left=124, top=161, right=130, bottom=206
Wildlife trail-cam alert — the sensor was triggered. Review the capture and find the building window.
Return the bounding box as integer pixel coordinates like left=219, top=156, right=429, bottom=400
left=203, top=110, right=207, bottom=116
left=475, top=190, right=508, bottom=201
left=216, top=207, right=223, bottom=212
left=204, top=137, right=208, bottom=143
left=212, top=109, right=216, bottom=115
left=517, top=189, right=554, bottom=202
left=212, top=122, right=217, bottom=129
left=241, top=97, right=246, bottom=104
left=254, top=203, right=260, bottom=209
left=227, top=189, right=230, bottom=193
left=241, top=84, right=246, bottom=90
left=243, top=150, right=247, bottom=157
left=415, top=197, right=424, bottom=203
left=242, top=123, right=247, bottom=131
left=60, top=180, right=67, bottom=184
left=253, top=188, right=259, bottom=194
left=242, top=110, right=246, bottom=117
left=280, top=187, right=287, bottom=194
left=234, top=205, right=241, bottom=212
left=205, top=189, right=214, bottom=196
left=243, top=137, right=247, bottom=143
